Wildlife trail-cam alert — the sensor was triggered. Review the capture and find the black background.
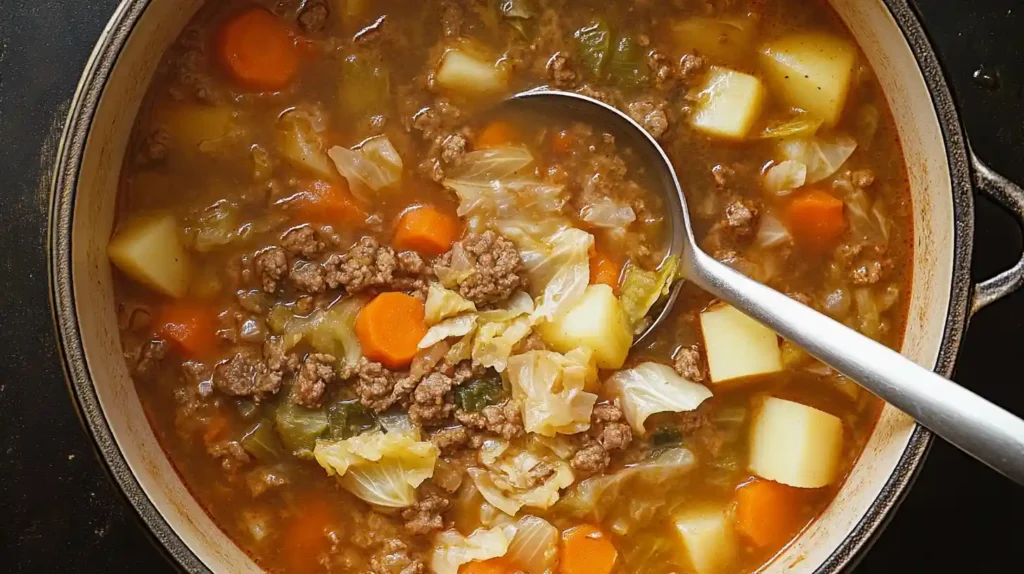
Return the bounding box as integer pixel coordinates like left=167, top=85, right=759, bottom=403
left=1, top=1, right=1022, bottom=571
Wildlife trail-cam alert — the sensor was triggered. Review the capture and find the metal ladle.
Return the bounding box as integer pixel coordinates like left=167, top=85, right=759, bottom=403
left=506, top=89, right=1024, bottom=485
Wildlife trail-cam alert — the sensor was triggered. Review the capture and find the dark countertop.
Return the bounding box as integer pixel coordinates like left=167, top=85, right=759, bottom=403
left=1, top=1, right=1022, bottom=572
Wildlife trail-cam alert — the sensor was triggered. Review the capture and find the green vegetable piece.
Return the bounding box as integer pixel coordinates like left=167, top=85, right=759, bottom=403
left=619, top=255, right=680, bottom=331
left=649, top=426, right=683, bottom=448
left=455, top=373, right=505, bottom=412
left=328, top=400, right=379, bottom=440
left=496, top=0, right=535, bottom=36
left=236, top=398, right=262, bottom=421
left=273, top=401, right=329, bottom=454
left=339, top=53, right=391, bottom=118
left=241, top=419, right=285, bottom=462
left=573, top=20, right=612, bottom=78
left=607, top=35, right=650, bottom=89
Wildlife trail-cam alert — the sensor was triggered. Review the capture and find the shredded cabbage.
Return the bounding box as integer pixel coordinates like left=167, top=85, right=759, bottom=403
left=606, top=362, right=713, bottom=433
left=505, top=515, right=559, bottom=574
left=762, top=160, right=807, bottom=196
left=327, top=135, right=403, bottom=196
left=579, top=196, right=637, bottom=228
left=425, top=282, right=477, bottom=324
left=506, top=349, right=598, bottom=437
left=754, top=214, right=793, bottom=249
left=778, top=133, right=858, bottom=183
left=756, top=114, right=823, bottom=140
left=845, top=189, right=890, bottom=246
left=430, top=525, right=517, bottom=574
left=472, top=315, right=532, bottom=372
left=419, top=314, right=478, bottom=349
left=619, top=256, right=679, bottom=331
left=469, top=460, right=575, bottom=517
left=313, top=430, right=438, bottom=508
left=270, top=296, right=366, bottom=369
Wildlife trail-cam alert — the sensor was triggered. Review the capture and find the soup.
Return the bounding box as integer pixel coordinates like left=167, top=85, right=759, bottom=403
left=108, top=0, right=912, bottom=572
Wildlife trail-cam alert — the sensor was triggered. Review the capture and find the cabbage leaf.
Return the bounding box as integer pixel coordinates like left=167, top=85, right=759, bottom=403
left=579, top=196, right=636, bottom=228
left=619, top=256, right=679, bottom=331
left=503, top=225, right=594, bottom=323
left=777, top=133, right=857, bottom=183
left=472, top=315, right=532, bottom=372
left=606, top=362, right=713, bottom=433
left=762, top=160, right=807, bottom=196
left=430, top=525, right=517, bottom=574
left=328, top=135, right=403, bottom=196
left=313, top=430, right=438, bottom=508
left=506, top=349, right=598, bottom=437
left=425, top=282, right=477, bottom=324
left=419, top=314, right=478, bottom=349
left=269, top=296, right=366, bottom=369
left=505, top=515, right=559, bottom=574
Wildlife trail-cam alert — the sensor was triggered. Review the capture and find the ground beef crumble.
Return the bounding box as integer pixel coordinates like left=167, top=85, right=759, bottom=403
left=401, top=488, right=450, bottom=535
left=133, top=339, right=166, bottom=377
left=571, top=402, right=633, bottom=475
left=291, top=353, right=337, bottom=408
left=673, top=345, right=707, bottom=383
left=627, top=97, right=670, bottom=140
left=324, top=236, right=426, bottom=296
left=253, top=247, right=288, bottom=293
left=408, top=372, right=456, bottom=426
left=212, top=347, right=284, bottom=401
left=289, top=259, right=327, bottom=293
left=282, top=225, right=325, bottom=258
left=434, top=231, right=524, bottom=307
left=455, top=399, right=525, bottom=440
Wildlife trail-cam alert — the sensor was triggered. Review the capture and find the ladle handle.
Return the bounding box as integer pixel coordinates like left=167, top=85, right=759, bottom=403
left=689, top=250, right=1024, bottom=485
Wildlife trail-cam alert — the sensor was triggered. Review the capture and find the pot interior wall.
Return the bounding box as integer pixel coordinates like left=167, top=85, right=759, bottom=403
left=67, top=0, right=953, bottom=571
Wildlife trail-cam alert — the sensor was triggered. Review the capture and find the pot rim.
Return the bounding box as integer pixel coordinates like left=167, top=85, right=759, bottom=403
left=46, top=0, right=975, bottom=572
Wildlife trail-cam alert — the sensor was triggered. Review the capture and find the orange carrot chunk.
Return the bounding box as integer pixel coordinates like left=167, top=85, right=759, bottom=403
left=551, top=129, right=575, bottom=154
left=460, top=557, right=514, bottom=574
left=734, top=478, right=804, bottom=549
left=281, top=501, right=336, bottom=572
left=355, top=292, right=428, bottom=369
left=393, top=206, right=460, bottom=257
left=157, top=302, right=219, bottom=359
left=785, top=189, right=847, bottom=250
left=559, top=524, right=617, bottom=574
left=476, top=120, right=519, bottom=149
left=218, top=8, right=299, bottom=91
left=292, top=180, right=367, bottom=226
left=589, top=250, right=622, bottom=293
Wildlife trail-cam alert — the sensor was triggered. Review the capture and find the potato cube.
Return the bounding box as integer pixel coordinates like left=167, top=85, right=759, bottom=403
left=749, top=397, right=844, bottom=488
left=157, top=103, right=237, bottom=150
left=671, top=17, right=757, bottom=65
left=537, top=284, right=632, bottom=369
left=107, top=213, right=190, bottom=298
left=690, top=67, right=766, bottom=139
left=759, top=33, right=857, bottom=127
left=436, top=49, right=508, bottom=96
left=674, top=506, right=738, bottom=574
left=700, top=303, right=782, bottom=383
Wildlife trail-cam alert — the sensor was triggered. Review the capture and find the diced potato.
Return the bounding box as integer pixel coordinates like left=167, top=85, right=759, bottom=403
left=700, top=303, right=782, bottom=383
left=435, top=49, right=508, bottom=96
left=107, top=213, right=190, bottom=298
left=759, top=33, right=857, bottom=127
left=537, top=284, right=631, bottom=369
left=156, top=103, right=237, bottom=151
left=670, top=17, right=757, bottom=65
left=690, top=67, right=765, bottom=140
left=674, top=506, right=738, bottom=574
left=749, top=397, right=844, bottom=488
left=278, top=112, right=334, bottom=179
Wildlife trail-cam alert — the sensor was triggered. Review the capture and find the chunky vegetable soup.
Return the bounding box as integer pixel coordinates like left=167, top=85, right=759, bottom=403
left=109, top=0, right=913, bottom=572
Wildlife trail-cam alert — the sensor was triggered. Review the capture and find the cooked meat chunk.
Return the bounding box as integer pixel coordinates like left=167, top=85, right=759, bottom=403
left=297, top=0, right=328, bottom=32
left=246, top=467, right=288, bottom=498
left=207, top=440, right=250, bottom=471
left=401, top=489, right=450, bottom=535
left=572, top=402, right=633, bottom=474
left=138, top=127, right=171, bottom=164
left=434, top=231, right=523, bottom=306
left=678, top=53, right=707, bottom=84
left=291, top=353, right=337, bottom=408
left=368, top=540, right=425, bottom=574
left=456, top=399, right=524, bottom=440
left=673, top=345, right=706, bottom=383
left=354, top=357, right=400, bottom=412
left=627, top=98, right=669, bottom=140
left=712, top=164, right=735, bottom=190
left=852, top=169, right=876, bottom=188
left=408, top=372, right=456, bottom=426
left=212, top=348, right=282, bottom=400
left=133, top=339, right=166, bottom=377
left=571, top=442, right=609, bottom=475
left=281, top=225, right=325, bottom=258
left=546, top=53, right=577, bottom=87
left=439, top=133, right=467, bottom=166
left=724, top=199, right=759, bottom=236
left=397, top=251, right=426, bottom=275
left=323, top=236, right=427, bottom=295
left=430, top=426, right=471, bottom=453
left=264, top=337, right=299, bottom=374
left=289, top=260, right=327, bottom=293
left=852, top=260, right=886, bottom=285
left=254, top=247, right=288, bottom=293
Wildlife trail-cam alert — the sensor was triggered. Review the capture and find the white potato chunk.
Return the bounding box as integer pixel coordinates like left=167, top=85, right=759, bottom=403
left=674, top=506, right=738, bottom=574
left=671, top=17, right=757, bottom=65
left=759, top=33, right=857, bottom=127
left=537, top=284, right=631, bottom=369
left=700, top=303, right=782, bottom=384
left=690, top=67, right=766, bottom=139
left=157, top=103, right=237, bottom=151
left=749, top=397, right=844, bottom=488
left=107, top=213, right=190, bottom=298
left=436, top=49, right=508, bottom=96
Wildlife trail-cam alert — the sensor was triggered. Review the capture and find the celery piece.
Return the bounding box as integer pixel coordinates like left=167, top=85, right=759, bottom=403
left=327, top=399, right=379, bottom=440
left=273, top=401, right=329, bottom=453
left=339, top=53, right=391, bottom=118
left=241, top=419, right=285, bottom=462
left=573, top=20, right=612, bottom=78
left=607, top=35, right=649, bottom=89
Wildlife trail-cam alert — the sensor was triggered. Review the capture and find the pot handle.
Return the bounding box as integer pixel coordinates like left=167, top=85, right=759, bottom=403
left=970, top=152, right=1024, bottom=315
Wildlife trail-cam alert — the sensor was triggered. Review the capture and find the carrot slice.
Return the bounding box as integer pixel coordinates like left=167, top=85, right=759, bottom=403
left=734, top=478, right=804, bottom=549
left=218, top=8, right=299, bottom=91
left=589, top=250, right=622, bottom=293
left=281, top=500, right=336, bottom=571
left=393, top=206, right=460, bottom=257
left=156, top=302, right=219, bottom=359
left=559, top=524, right=617, bottom=574
left=551, top=129, right=575, bottom=154
left=785, top=189, right=847, bottom=251
left=355, top=292, right=428, bottom=369
left=292, top=180, right=367, bottom=226
left=476, top=120, right=519, bottom=149
left=460, top=557, right=514, bottom=574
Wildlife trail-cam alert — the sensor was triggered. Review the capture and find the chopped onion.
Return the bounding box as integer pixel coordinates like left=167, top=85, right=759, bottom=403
left=579, top=196, right=637, bottom=228
left=505, top=516, right=559, bottom=574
